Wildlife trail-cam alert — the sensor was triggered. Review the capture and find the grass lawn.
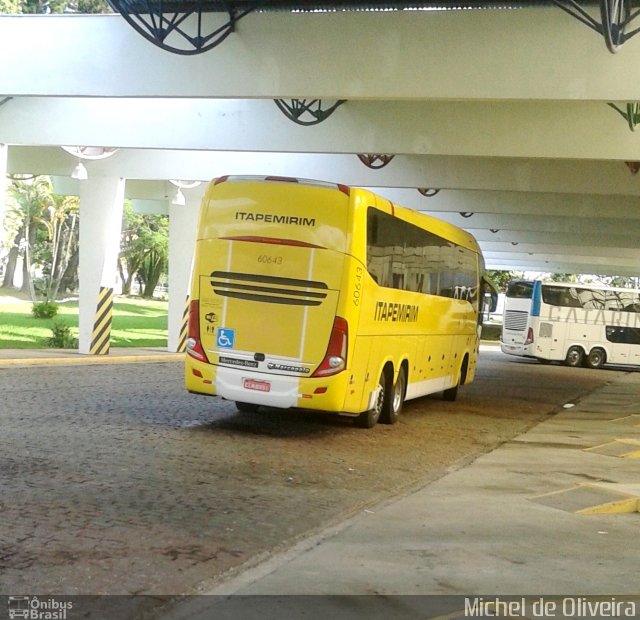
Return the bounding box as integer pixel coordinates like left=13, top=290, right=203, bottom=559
left=0, top=294, right=168, bottom=349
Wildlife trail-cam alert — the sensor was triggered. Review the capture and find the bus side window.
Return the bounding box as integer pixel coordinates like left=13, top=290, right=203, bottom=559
left=366, top=206, right=477, bottom=300
left=367, top=210, right=378, bottom=245
left=630, top=328, right=640, bottom=345
left=607, top=326, right=640, bottom=345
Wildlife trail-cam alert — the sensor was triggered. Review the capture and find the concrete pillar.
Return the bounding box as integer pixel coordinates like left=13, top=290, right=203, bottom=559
left=167, top=189, right=201, bottom=352
left=78, top=176, right=125, bottom=355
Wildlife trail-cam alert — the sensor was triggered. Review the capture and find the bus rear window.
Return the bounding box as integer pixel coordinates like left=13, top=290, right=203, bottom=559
left=506, top=281, right=533, bottom=299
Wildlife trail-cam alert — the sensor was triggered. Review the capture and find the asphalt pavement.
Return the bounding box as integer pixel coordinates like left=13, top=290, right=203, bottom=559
left=4, top=346, right=640, bottom=620
left=161, top=362, right=640, bottom=620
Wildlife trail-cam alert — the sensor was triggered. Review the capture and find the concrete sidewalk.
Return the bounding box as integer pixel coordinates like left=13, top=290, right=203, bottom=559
left=0, top=347, right=184, bottom=366
left=161, top=370, right=640, bottom=619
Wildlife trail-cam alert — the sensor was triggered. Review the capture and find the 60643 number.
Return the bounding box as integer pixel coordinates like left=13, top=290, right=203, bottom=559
left=352, top=266, right=363, bottom=306
left=258, top=255, right=283, bottom=265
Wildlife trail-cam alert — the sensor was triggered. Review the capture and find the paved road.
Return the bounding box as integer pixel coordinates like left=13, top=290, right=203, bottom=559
left=0, top=349, right=625, bottom=612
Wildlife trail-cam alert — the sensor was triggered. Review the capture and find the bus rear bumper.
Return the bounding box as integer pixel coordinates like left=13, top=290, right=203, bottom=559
left=501, top=343, right=524, bottom=356
left=185, top=356, right=352, bottom=412
left=501, top=342, right=544, bottom=360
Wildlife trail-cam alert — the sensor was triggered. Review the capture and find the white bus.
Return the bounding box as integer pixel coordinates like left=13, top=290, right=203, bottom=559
left=501, top=279, right=640, bottom=368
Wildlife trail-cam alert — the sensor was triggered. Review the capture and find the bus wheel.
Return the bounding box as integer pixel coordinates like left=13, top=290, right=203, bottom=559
left=564, top=346, right=584, bottom=367
left=380, top=366, right=405, bottom=425
left=443, top=367, right=462, bottom=401
left=356, top=372, right=386, bottom=428
left=444, top=356, right=467, bottom=401
left=236, top=401, right=260, bottom=413
left=443, top=380, right=459, bottom=402
left=586, top=348, right=606, bottom=369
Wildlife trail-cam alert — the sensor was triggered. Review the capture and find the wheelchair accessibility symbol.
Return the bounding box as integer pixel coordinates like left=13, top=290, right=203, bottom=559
left=216, top=328, right=235, bottom=349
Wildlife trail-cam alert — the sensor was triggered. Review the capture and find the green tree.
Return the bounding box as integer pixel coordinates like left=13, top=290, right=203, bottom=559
left=3, top=0, right=111, bottom=13
left=0, top=0, right=20, bottom=12
left=6, top=177, right=54, bottom=300
left=119, top=203, right=168, bottom=298
left=587, top=275, right=640, bottom=289
left=138, top=244, right=166, bottom=298
left=2, top=177, right=79, bottom=300
left=136, top=212, right=169, bottom=297
left=36, top=193, right=80, bottom=300
left=485, top=270, right=525, bottom=293
left=19, top=0, right=63, bottom=12
left=118, top=203, right=145, bottom=295
left=74, top=0, right=111, bottom=12
left=548, top=273, right=577, bottom=283
left=1, top=205, right=24, bottom=289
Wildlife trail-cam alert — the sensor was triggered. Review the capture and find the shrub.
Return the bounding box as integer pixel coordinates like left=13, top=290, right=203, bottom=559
left=32, top=301, right=59, bottom=319
left=481, top=324, right=502, bottom=341
left=47, top=320, right=78, bottom=349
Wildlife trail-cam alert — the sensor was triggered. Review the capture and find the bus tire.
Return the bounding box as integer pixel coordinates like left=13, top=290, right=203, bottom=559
left=236, top=401, right=260, bottom=413
left=564, top=346, right=584, bottom=367
left=356, top=371, right=386, bottom=428
left=586, top=347, right=606, bottom=369
left=443, top=380, right=459, bottom=402
left=380, top=365, right=406, bottom=425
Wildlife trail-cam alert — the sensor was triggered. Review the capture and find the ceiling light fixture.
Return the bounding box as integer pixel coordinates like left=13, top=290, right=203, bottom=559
left=171, top=187, right=186, bottom=207
left=169, top=180, right=201, bottom=206
left=71, top=160, right=88, bottom=181
left=62, top=146, right=118, bottom=181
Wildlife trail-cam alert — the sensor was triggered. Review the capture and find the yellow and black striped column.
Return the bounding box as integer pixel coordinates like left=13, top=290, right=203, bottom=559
left=90, top=286, right=114, bottom=355
left=177, top=295, right=190, bottom=353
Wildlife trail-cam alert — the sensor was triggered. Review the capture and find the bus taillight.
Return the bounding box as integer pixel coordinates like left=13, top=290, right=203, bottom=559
left=312, top=316, right=348, bottom=377
left=186, top=300, right=209, bottom=362
left=524, top=327, right=534, bottom=346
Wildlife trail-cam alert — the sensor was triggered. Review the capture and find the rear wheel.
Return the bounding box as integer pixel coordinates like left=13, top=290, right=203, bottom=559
left=564, top=346, right=584, bottom=367
left=380, top=366, right=405, bottom=425
left=585, top=347, right=606, bottom=369
left=443, top=362, right=464, bottom=401
left=444, top=357, right=469, bottom=401
left=443, top=378, right=459, bottom=402
left=236, top=401, right=260, bottom=413
left=356, top=371, right=386, bottom=428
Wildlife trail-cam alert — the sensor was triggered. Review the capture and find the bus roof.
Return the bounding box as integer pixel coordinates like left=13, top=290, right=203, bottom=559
left=365, top=190, right=482, bottom=254
left=212, top=175, right=350, bottom=195
left=207, top=175, right=482, bottom=255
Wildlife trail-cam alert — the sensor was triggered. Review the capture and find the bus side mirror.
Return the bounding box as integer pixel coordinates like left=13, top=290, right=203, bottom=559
left=489, top=291, right=498, bottom=313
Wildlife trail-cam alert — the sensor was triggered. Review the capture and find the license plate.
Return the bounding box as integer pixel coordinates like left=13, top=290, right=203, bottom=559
left=243, top=378, right=271, bottom=392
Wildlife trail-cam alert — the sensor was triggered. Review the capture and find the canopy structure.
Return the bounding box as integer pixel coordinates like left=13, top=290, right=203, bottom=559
left=2, top=6, right=640, bottom=353
left=105, top=0, right=640, bottom=53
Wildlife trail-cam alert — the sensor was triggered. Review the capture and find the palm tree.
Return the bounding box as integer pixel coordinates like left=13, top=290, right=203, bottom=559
left=39, top=193, right=79, bottom=300
left=6, top=177, right=54, bottom=301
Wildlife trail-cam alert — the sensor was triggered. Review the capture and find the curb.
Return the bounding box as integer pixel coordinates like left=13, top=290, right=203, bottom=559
left=0, top=353, right=185, bottom=367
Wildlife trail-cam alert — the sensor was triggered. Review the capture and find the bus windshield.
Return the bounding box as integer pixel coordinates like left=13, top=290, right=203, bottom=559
left=505, top=280, right=533, bottom=299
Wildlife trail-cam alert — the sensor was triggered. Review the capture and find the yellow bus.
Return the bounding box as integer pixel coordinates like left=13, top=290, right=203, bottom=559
left=185, top=176, right=495, bottom=428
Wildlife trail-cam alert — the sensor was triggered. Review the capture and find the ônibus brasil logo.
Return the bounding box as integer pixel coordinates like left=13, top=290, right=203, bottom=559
left=8, top=596, right=73, bottom=620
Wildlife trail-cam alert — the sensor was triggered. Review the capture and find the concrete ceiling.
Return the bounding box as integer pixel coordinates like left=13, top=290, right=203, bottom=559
left=1, top=8, right=640, bottom=276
